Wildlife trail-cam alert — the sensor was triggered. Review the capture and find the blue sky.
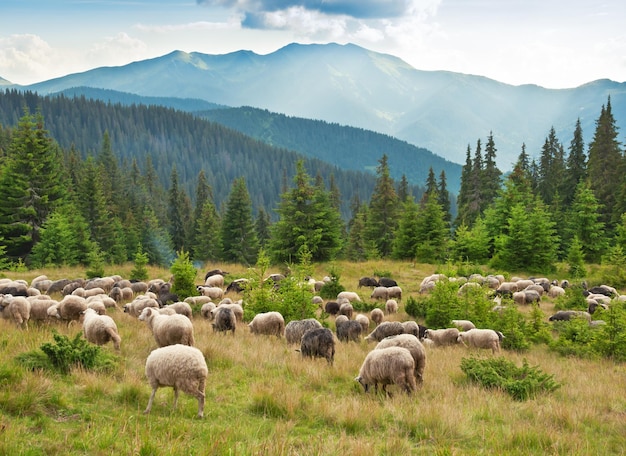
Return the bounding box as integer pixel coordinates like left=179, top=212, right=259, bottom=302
left=1, top=0, right=625, bottom=87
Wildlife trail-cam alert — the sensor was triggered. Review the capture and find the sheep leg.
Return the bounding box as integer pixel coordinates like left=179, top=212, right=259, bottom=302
left=172, top=387, right=179, bottom=409
left=195, top=380, right=206, bottom=418
left=144, top=388, right=157, bottom=414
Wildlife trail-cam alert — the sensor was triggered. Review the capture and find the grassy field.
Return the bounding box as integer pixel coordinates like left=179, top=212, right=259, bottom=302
left=1, top=261, right=625, bottom=455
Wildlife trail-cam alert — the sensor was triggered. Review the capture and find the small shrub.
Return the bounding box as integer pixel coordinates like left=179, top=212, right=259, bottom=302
left=460, top=356, right=560, bottom=401
left=130, top=244, right=149, bottom=281
left=405, top=296, right=427, bottom=319
left=85, top=248, right=105, bottom=279
left=553, top=284, right=588, bottom=311
left=319, top=265, right=345, bottom=300
left=373, top=269, right=392, bottom=279
left=170, top=250, right=197, bottom=300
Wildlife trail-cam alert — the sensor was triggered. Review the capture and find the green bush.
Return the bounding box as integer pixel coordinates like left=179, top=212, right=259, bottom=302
left=318, top=265, right=345, bottom=300
left=405, top=295, right=427, bottom=319
left=16, top=331, right=117, bottom=374
left=170, top=250, right=198, bottom=300
left=130, top=244, right=149, bottom=281
left=553, top=284, right=588, bottom=311
left=460, top=356, right=560, bottom=401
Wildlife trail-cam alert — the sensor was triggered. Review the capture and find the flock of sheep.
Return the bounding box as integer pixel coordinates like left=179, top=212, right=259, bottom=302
left=0, top=269, right=618, bottom=418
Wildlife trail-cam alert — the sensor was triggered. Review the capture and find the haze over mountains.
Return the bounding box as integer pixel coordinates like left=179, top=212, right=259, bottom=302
left=5, top=42, right=626, bottom=170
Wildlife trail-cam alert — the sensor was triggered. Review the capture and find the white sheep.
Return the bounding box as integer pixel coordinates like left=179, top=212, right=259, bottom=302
left=164, top=301, right=193, bottom=319
left=55, top=295, right=88, bottom=323
left=370, top=308, right=384, bottom=326
left=248, top=311, right=285, bottom=337
left=123, top=295, right=159, bottom=318
left=197, top=286, right=224, bottom=300
left=86, top=300, right=107, bottom=315
left=452, top=319, right=476, bottom=331
left=200, top=302, right=217, bottom=320
left=185, top=295, right=213, bottom=306
left=211, top=306, right=236, bottom=334
left=457, top=328, right=501, bottom=353
left=81, top=308, right=121, bottom=350
left=204, top=274, right=225, bottom=288
left=387, top=286, right=402, bottom=300
left=138, top=307, right=195, bottom=347
left=355, top=346, right=416, bottom=395
left=365, top=321, right=405, bottom=342
left=355, top=314, right=370, bottom=333
left=0, top=294, right=31, bottom=328
left=375, top=334, right=426, bottom=385
left=336, top=291, right=361, bottom=302
left=144, top=344, right=208, bottom=418
left=285, top=318, right=323, bottom=344
left=86, top=294, right=118, bottom=309
left=370, top=287, right=389, bottom=300
left=217, top=303, right=244, bottom=322
left=385, top=299, right=398, bottom=315
left=338, top=302, right=354, bottom=319
left=26, top=296, right=58, bottom=322
left=423, top=328, right=460, bottom=346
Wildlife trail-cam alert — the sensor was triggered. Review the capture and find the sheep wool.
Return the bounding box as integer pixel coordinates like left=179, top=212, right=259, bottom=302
left=375, top=334, right=426, bottom=385
left=355, top=346, right=416, bottom=395
left=285, top=318, right=323, bottom=345
left=300, top=328, right=335, bottom=365
left=456, top=328, right=501, bottom=354
left=365, top=321, right=405, bottom=342
left=370, top=308, right=384, bottom=326
left=139, top=307, right=195, bottom=347
left=424, top=328, right=460, bottom=346
left=144, top=344, right=208, bottom=418
left=82, top=308, right=121, bottom=350
left=248, top=311, right=285, bottom=337
left=0, top=294, right=31, bottom=328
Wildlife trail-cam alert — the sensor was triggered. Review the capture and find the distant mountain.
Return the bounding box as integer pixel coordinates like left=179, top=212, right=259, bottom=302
left=0, top=76, right=12, bottom=87
left=11, top=43, right=626, bottom=169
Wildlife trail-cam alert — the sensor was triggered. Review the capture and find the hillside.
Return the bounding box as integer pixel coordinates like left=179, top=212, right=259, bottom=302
left=10, top=43, right=626, bottom=169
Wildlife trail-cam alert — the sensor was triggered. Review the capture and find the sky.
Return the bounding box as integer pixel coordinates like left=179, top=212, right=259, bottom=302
left=0, top=0, right=625, bottom=88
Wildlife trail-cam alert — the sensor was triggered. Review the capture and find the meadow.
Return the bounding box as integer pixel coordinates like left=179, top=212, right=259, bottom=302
left=1, top=260, right=625, bottom=455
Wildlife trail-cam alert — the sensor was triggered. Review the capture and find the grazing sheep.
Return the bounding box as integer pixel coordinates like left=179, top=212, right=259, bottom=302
left=55, top=295, right=88, bottom=323
left=27, top=297, right=58, bottom=322
left=378, top=277, right=398, bottom=288
left=300, top=328, right=335, bottom=365
left=549, top=310, right=592, bottom=322
left=370, top=286, right=389, bottom=300
left=525, top=284, right=545, bottom=296
left=217, top=303, right=244, bottom=323
left=365, top=321, right=405, bottom=342
left=358, top=277, right=379, bottom=288
left=109, top=286, right=134, bottom=303
left=123, top=295, right=160, bottom=317
left=87, top=294, right=118, bottom=309
left=211, top=306, right=236, bottom=335
left=385, top=299, right=398, bottom=315
left=86, top=300, right=107, bottom=315
left=144, top=344, right=208, bottom=418
left=548, top=285, right=566, bottom=298
left=81, top=308, right=121, bottom=350
left=285, top=318, right=323, bottom=345
left=197, top=286, right=224, bottom=300
left=200, top=302, right=217, bottom=320
left=337, top=291, right=361, bottom=302
left=205, top=269, right=228, bottom=281
left=248, top=311, right=285, bottom=337
left=370, top=308, right=384, bottom=326
left=423, top=328, right=460, bottom=346
left=312, top=296, right=324, bottom=306
left=138, top=307, right=195, bottom=347
left=512, top=289, right=541, bottom=306
left=375, top=334, right=426, bottom=385
left=204, top=274, right=225, bottom=288
left=226, top=278, right=248, bottom=294
left=457, top=328, right=501, bottom=354
left=452, top=319, right=476, bottom=331
left=355, top=314, right=370, bottom=333
left=336, top=319, right=363, bottom=342
left=355, top=346, right=416, bottom=395
left=335, top=315, right=349, bottom=325
left=324, top=301, right=340, bottom=315
left=386, top=286, right=402, bottom=300
left=185, top=295, right=213, bottom=306
left=85, top=277, right=115, bottom=293
left=164, top=302, right=193, bottom=319
left=0, top=281, right=29, bottom=297
left=496, top=282, right=518, bottom=297
left=338, top=302, right=354, bottom=320
left=400, top=321, right=420, bottom=338
left=0, top=294, right=31, bottom=328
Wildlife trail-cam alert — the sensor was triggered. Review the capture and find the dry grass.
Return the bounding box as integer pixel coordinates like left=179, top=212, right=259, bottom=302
left=1, top=260, right=626, bottom=454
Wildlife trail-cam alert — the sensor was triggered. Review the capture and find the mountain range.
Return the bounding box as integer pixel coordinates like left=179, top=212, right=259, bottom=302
left=5, top=42, right=626, bottom=171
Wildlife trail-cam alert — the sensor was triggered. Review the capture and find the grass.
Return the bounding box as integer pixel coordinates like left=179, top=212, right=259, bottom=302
left=1, top=260, right=626, bottom=454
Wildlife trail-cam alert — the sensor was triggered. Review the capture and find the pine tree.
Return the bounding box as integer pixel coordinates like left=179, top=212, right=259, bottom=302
left=0, top=111, right=67, bottom=260
left=537, top=127, right=565, bottom=206
left=221, top=177, right=259, bottom=265
left=365, top=154, right=398, bottom=257
left=437, top=170, right=452, bottom=229
left=588, top=97, right=623, bottom=231
left=255, top=208, right=271, bottom=249
left=397, top=174, right=410, bottom=203
left=450, top=218, right=490, bottom=264
left=414, top=191, right=449, bottom=263
left=391, top=197, right=419, bottom=260
left=193, top=200, right=221, bottom=262
left=563, top=118, right=586, bottom=207
left=482, top=132, right=502, bottom=210
left=455, top=145, right=473, bottom=228
left=168, top=167, right=187, bottom=251
left=565, top=181, right=606, bottom=263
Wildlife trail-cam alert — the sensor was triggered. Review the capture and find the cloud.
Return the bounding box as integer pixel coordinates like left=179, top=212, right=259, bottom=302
left=86, top=32, right=148, bottom=65
left=0, top=34, right=58, bottom=84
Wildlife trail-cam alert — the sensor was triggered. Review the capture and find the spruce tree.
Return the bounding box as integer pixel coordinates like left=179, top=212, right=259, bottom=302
left=365, top=154, right=398, bottom=257
left=221, top=177, right=259, bottom=265
left=255, top=208, right=271, bottom=249
left=563, top=118, right=586, bottom=207
left=391, top=197, right=419, bottom=260
left=168, top=167, right=187, bottom=251
left=414, top=191, right=449, bottom=263
left=193, top=200, right=222, bottom=262
left=397, top=174, right=410, bottom=203
left=565, top=181, right=606, bottom=263
left=482, top=131, right=502, bottom=211
left=537, top=127, right=565, bottom=206
left=437, top=170, right=452, bottom=229
left=455, top=145, right=473, bottom=228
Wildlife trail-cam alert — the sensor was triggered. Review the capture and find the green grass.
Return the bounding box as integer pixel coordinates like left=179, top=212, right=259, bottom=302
left=0, top=261, right=625, bottom=454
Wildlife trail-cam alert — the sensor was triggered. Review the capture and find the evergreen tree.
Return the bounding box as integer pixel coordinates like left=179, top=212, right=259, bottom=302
left=466, top=139, right=484, bottom=224
left=221, top=177, right=259, bottom=265
left=269, top=161, right=342, bottom=263
left=397, top=174, right=410, bottom=203
left=193, top=200, right=221, bottom=262
left=96, top=131, right=123, bottom=215
left=537, top=127, right=565, bottom=206
left=450, top=218, right=490, bottom=264
left=344, top=204, right=376, bottom=261
left=414, top=191, right=449, bottom=263
left=0, top=111, right=67, bottom=260
left=255, top=208, right=271, bottom=249
left=391, top=197, right=419, bottom=260
left=563, top=118, right=586, bottom=207
left=455, top=145, right=473, bottom=228
left=565, top=181, right=606, bottom=263
left=365, top=154, right=398, bottom=257
left=423, top=167, right=438, bottom=201
left=482, top=131, right=502, bottom=210
left=168, top=167, right=187, bottom=251
left=588, top=97, right=623, bottom=230
left=437, top=170, right=452, bottom=229
left=140, top=207, right=174, bottom=266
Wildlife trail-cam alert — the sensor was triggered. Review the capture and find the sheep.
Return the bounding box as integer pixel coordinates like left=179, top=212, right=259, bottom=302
left=197, top=286, right=224, bottom=300
left=378, top=277, right=398, bottom=288
left=81, top=308, right=121, bottom=350
left=300, top=328, right=335, bottom=365
left=549, top=310, right=592, bottom=322
left=338, top=302, right=354, bottom=319
left=335, top=315, right=349, bottom=325
left=324, top=301, right=340, bottom=315
left=205, top=269, right=228, bottom=280
left=423, top=328, right=460, bottom=346
left=86, top=300, right=107, bottom=315
left=87, top=294, right=118, bottom=309
left=355, top=314, right=370, bottom=333
left=400, top=321, right=420, bottom=338
left=248, top=311, right=285, bottom=337
left=185, top=295, right=213, bottom=306
left=138, top=307, right=195, bottom=347
left=312, top=296, right=324, bottom=306
left=387, top=286, right=402, bottom=300
left=129, top=281, right=149, bottom=294
left=27, top=297, right=58, bottom=322
left=109, top=286, right=134, bottom=303
left=358, top=277, right=379, bottom=288
left=457, top=328, right=501, bottom=354
left=385, top=299, right=398, bottom=315
left=211, top=306, right=236, bottom=335
left=355, top=346, right=416, bottom=395
left=200, top=302, right=217, bottom=320
left=85, top=277, right=116, bottom=293
left=204, top=274, right=225, bottom=288
left=217, top=303, right=244, bottom=323
left=370, top=308, right=384, bottom=326
left=226, top=278, right=248, bottom=294
left=365, top=321, right=405, bottom=342
left=144, top=344, right=208, bottom=418
left=336, top=291, right=361, bottom=302
left=496, top=282, right=518, bottom=297
left=452, top=319, right=476, bottom=331
left=46, top=278, right=73, bottom=295
left=0, top=294, right=31, bottom=328
left=164, top=301, right=193, bottom=319
left=336, top=319, right=363, bottom=342
left=55, top=295, right=88, bottom=323
left=285, top=318, right=323, bottom=345
left=123, top=295, right=159, bottom=317
left=370, top=286, right=389, bottom=300
left=375, top=334, right=426, bottom=385
left=512, top=289, right=541, bottom=306
left=548, top=285, right=566, bottom=298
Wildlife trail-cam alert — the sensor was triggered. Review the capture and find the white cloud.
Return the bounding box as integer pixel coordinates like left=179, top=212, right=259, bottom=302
left=0, top=34, right=59, bottom=84
left=86, top=32, right=148, bottom=65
